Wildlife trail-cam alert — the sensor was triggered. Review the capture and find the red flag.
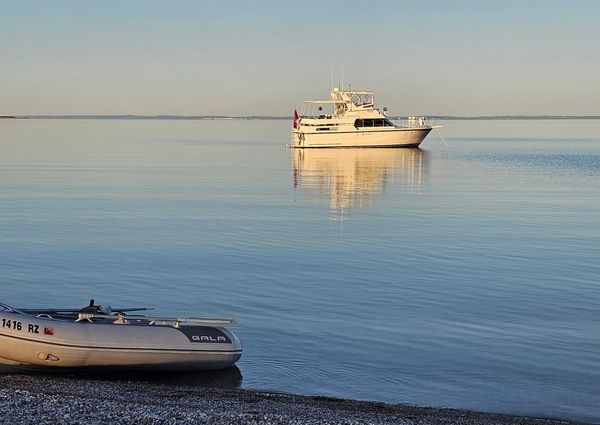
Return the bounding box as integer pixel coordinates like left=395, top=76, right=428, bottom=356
left=293, top=109, right=298, bottom=129
left=44, top=327, right=54, bottom=336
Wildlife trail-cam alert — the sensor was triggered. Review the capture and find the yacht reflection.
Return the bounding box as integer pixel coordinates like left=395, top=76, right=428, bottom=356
left=293, top=148, right=428, bottom=215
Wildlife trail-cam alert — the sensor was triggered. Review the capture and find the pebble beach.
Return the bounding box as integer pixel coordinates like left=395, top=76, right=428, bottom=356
left=0, top=369, right=587, bottom=425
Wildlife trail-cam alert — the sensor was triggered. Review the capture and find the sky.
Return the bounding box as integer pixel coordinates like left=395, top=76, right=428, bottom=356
left=1, top=0, right=599, bottom=116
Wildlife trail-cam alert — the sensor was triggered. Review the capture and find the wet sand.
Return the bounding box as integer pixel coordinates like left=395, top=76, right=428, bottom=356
left=0, top=370, right=587, bottom=425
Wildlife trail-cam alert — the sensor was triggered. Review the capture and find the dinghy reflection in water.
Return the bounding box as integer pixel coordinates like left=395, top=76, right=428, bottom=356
left=0, top=300, right=242, bottom=371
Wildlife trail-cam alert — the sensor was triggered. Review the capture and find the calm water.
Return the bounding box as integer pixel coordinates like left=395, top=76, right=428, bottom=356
left=1, top=119, right=599, bottom=422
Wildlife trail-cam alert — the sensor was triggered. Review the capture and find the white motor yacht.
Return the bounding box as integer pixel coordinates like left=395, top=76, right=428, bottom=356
left=291, top=88, right=438, bottom=148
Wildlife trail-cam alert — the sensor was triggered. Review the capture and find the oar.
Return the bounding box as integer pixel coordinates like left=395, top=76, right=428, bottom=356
left=17, top=307, right=153, bottom=315
left=76, top=312, right=238, bottom=327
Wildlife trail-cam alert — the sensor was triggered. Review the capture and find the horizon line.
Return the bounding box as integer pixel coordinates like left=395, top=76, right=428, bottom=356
left=3, top=114, right=600, bottom=121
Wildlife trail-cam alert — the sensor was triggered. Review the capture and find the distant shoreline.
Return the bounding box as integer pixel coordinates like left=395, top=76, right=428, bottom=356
left=3, top=115, right=600, bottom=121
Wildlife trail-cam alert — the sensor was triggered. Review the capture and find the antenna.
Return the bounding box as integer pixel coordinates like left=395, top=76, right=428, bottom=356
left=341, top=65, right=344, bottom=90
left=330, top=66, right=334, bottom=90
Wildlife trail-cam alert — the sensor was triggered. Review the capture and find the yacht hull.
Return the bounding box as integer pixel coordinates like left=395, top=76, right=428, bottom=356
left=292, top=127, right=432, bottom=148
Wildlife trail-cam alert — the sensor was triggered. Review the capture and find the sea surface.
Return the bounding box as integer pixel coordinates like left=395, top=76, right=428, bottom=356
left=1, top=118, right=599, bottom=422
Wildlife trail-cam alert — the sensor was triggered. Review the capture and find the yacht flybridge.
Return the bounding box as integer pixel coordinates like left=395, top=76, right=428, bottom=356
left=291, top=88, right=437, bottom=148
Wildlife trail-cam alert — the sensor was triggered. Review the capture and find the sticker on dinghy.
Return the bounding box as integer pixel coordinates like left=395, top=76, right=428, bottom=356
left=178, top=326, right=231, bottom=343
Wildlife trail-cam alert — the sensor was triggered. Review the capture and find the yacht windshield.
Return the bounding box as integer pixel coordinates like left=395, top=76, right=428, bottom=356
left=350, top=92, right=374, bottom=106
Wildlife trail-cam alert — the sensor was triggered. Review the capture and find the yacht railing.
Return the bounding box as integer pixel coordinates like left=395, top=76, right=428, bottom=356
left=396, top=116, right=443, bottom=128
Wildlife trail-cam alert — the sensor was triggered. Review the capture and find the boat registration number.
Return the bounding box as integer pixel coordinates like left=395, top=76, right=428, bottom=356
left=1, top=319, right=41, bottom=334
left=1, top=319, right=23, bottom=331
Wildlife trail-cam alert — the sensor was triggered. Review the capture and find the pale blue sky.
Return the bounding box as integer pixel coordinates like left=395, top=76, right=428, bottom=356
left=1, top=0, right=599, bottom=115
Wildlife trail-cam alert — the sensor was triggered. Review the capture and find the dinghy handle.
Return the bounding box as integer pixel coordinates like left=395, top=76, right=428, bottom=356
left=0, top=302, right=14, bottom=312
left=0, top=302, right=25, bottom=314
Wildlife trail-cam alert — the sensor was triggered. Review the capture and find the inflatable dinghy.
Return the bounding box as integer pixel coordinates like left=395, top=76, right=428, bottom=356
left=0, top=300, right=242, bottom=371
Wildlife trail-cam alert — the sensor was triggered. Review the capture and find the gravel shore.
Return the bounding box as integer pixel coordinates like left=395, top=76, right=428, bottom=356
left=0, top=368, right=587, bottom=425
